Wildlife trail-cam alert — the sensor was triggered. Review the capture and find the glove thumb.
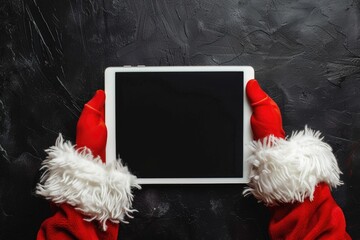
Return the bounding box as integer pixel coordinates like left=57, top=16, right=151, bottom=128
left=85, top=90, right=105, bottom=120
left=246, top=79, right=268, bottom=106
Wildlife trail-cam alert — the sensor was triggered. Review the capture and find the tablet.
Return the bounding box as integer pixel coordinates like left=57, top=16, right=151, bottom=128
left=105, top=66, right=253, bottom=184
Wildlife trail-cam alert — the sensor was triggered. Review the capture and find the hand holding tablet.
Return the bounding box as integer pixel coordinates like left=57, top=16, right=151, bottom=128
left=246, top=80, right=285, bottom=141
left=76, top=90, right=107, bottom=162
left=105, top=66, right=254, bottom=184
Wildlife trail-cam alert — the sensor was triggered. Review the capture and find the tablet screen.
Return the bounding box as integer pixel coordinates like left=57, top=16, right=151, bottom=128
left=115, top=71, right=244, bottom=179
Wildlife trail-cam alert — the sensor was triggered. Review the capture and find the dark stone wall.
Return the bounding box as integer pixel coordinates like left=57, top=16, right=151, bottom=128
left=0, top=0, right=359, bottom=239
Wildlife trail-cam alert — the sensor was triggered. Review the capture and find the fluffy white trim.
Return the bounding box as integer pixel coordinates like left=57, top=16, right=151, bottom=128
left=36, top=134, right=141, bottom=231
left=243, top=127, right=342, bottom=205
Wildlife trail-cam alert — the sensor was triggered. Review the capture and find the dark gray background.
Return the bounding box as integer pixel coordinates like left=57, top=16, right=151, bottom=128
left=1, top=0, right=359, bottom=239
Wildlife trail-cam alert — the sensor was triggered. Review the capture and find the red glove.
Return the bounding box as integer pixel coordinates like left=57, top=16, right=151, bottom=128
left=244, top=80, right=351, bottom=239
left=37, top=90, right=139, bottom=240
left=246, top=79, right=285, bottom=140
left=76, top=90, right=107, bottom=162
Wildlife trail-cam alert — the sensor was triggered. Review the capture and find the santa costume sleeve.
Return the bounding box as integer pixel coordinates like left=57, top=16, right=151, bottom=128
left=243, top=80, right=351, bottom=240
left=36, top=90, right=140, bottom=240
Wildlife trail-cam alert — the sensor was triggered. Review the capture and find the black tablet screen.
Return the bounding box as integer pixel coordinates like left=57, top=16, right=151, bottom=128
left=115, top=71, right=244, bottom=178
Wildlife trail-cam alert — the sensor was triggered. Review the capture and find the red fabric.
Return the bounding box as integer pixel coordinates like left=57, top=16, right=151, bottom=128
left=37, top=204, right=118, bottom=240
left=269, top=183, right=351, bottom=240
left=246, top=79, right=285, bottom=140
left=246, top=80, right=350, bottom=239
left=37, top=90, right=119, bottom=240
left=76, top=90, right=107, bottom=162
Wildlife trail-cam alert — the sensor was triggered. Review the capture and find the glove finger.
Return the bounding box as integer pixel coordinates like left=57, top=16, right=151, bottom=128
left=246, top=79, right=268, bottom=106
left=86, top=90, right=105, bottom=112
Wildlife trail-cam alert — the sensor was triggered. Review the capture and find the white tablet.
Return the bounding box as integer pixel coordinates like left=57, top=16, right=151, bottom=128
left=105, top=66, right=254, bottom=184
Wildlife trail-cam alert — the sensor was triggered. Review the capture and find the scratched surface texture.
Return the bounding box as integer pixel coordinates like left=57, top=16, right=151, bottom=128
left=1, top=0, right=360, bottom=239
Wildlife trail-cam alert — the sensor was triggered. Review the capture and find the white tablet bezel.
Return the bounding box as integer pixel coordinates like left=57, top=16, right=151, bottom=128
left=105, top=66, right=254, bottom=184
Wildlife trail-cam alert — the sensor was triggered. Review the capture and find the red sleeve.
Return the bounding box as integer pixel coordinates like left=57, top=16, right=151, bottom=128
left=269, top=183, right=351, bottom=240
left=37, top=204, right=119, bottom=240
left=36, top=136, right=140, bottom=240
left=243, top=128, right=351, bottom=239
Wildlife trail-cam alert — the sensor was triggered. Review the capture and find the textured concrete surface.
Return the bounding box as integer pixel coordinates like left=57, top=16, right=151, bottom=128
left=1, top=0, right=359, bottom=239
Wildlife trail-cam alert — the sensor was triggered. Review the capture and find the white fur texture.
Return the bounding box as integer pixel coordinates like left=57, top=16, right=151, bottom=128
left=243, top=127, right=342, bottom=205
left=36, top=134, right=141, bottom=231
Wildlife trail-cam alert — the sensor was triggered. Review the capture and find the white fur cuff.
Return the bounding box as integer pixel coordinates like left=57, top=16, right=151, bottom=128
left=36, top=134, right=141, bottom=230
left=243, top=127, right=342, bottom=205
